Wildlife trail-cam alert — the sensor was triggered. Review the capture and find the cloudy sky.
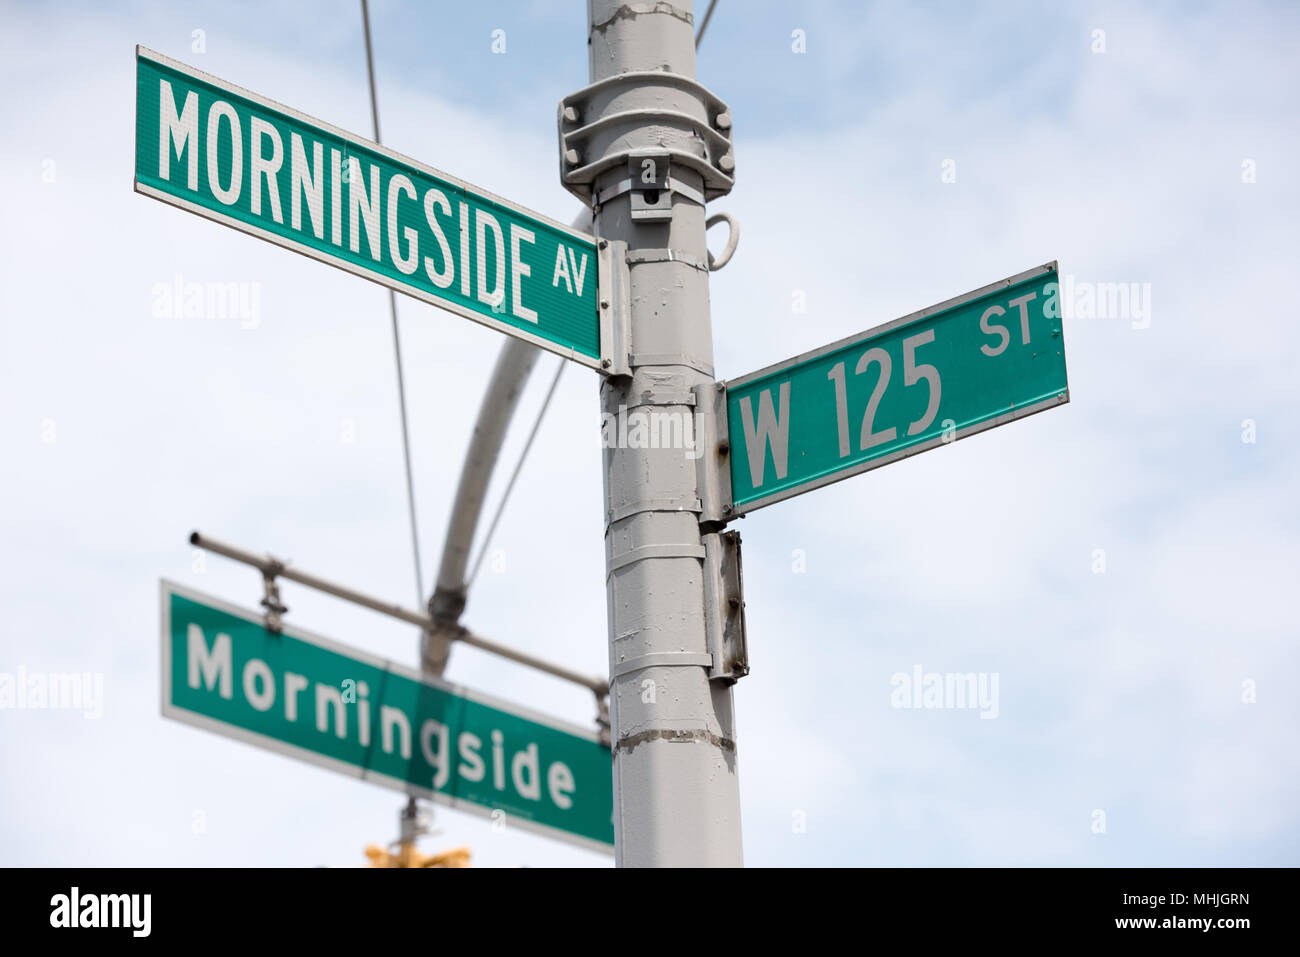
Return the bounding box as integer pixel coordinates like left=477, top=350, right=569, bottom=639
left=2, top=0, right=1297, bottom=867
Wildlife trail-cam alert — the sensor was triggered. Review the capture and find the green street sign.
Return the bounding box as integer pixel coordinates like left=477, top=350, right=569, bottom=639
left=723, top=262, right=1068, bottom=513
left=134, top=47, right=610, bottom=370
left=160, top=581, right=614, bottom=853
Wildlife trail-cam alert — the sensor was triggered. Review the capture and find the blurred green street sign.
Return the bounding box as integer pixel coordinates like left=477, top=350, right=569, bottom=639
left=723, top=262, right=1069, bottom=514
left=161, top=581, right=614, bottom=853
left=134, top=47, right=608, bottom=369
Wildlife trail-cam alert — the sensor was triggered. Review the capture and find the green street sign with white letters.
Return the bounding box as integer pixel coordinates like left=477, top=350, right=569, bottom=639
left=160, top=581, right=614, bottom=853
left=134, top=47, right=606, bottom=369
left=724, top=263, right=1069, bottom=513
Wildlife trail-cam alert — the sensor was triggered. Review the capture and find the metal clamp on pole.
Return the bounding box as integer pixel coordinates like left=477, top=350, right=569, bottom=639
left=595, top=693, right=611, bottom=751
left=260, top=563, right=288, bottom=634
left=702, top=529, right=748, bottom=684
left=594, top=151, right=707, bottom=222
left=558, top=71, right=735, bottom=209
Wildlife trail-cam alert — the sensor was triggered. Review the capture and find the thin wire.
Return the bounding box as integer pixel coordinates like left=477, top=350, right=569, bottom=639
left=467, top=357, right=566, bottom=587
left=695, top=0, right=719, bottom=48
left=360, top=0, right=425, bottom=607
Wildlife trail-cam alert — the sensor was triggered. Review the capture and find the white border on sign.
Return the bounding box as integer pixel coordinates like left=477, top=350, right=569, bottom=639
left=159, top=579, right=614, bottom=856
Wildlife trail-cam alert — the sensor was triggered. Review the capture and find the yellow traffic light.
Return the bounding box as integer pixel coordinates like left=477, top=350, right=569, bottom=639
left=364, top=842, right=471, bottom=868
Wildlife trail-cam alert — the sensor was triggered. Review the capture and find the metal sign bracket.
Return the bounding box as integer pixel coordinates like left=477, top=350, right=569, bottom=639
left=259, top=563, right=288, bottom=635
left=703, top=529, right=748, bottom=684
left=693, top=381, right=736, bottom=524
left=597, top=238, right=631, bottom=376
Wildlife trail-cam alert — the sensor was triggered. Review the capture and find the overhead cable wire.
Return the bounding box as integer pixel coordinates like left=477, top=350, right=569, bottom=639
left=696, top=0, right=719, bottom=48
left=360, top=0, right=425, bottom=607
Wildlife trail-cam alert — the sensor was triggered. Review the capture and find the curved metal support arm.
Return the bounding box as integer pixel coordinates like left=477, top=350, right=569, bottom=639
left=425, top=210, right=594, bottom=675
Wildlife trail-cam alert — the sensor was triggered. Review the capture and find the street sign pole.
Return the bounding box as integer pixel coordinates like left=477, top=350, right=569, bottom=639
left=562, top=0, right=744, bottom=865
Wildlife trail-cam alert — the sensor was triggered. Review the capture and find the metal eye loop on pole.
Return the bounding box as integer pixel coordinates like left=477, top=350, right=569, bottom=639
left=706, top=211, right=739, bottom=271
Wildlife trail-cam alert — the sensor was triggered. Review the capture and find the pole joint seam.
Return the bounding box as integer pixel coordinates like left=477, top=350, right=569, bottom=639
left=607, top=496, right=702, bottom=525
left=624, top=247, right=710, bottom=272
left=628, top=353, right=714, bottom=376
left=610, top=651, right=713, bottom=678
left=614, top=727, right=737, bottom=755
left=595, top=175, right=707, bottom=210
left=622, top=388, right=697, bottom=408
left=606, top=543, right=706, bottom=574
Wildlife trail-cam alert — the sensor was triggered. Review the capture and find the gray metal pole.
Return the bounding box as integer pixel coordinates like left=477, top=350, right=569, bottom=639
left=583, top=0, right=744, bottom=866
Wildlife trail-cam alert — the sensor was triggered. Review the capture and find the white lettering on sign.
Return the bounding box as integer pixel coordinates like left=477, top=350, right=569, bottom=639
left=348, top=157, right=381, bottom=261
left=186, top=623, right=231, bottom=698
left=902, top=330, right=941, bottom=436
left=510, top=224, right=537, bottom=322
left=387, top=174, right=419, bottom=275
left=285, top=671, right=309, bottom=722
left=458, top=731, right=485, bottom=781
left=249, top=116, right=283, bottom=223
left=159, top=80, right=198, bottom=190
left=829, top=331, right=944, bottom=454
left=146, top=68, right=597, bottom=360
left=569, top=247, right=588, bottom=297
left=552, top=244, right=589, bottom=297
left=289, top=134, right=324, bottom=238
left=242, top=658, right=275, bottom=711
left=329, top=148, right=343, bottom=246
left=382, top=705, right=411, bottom=758
left=206, top=101, right=242, bottom=205
left=316, top=682, right=346, bottom=738
left=739, top=383, right=791, bottom=487
left=476, top=209, right=505, bottom=308
left=513, top=742, right=541, bottom=799
left=980, top=304, right=1009, bottom=356
left=552, top=244, right=572, bottom=292
left=548, top=761, right=576, bottom=809
left=1008, top=291, right=1037, bottom=345
left=422, top=717, right=452, bottom=789
left=180, top=620, right=580, bottom=810
left=422, top=189, right=455, bottom=289
left=982, top=293, right=1035, bottom=356
left=458, top=201, right=472, bottom=297
left=857, top=348, right=896, bottom=449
